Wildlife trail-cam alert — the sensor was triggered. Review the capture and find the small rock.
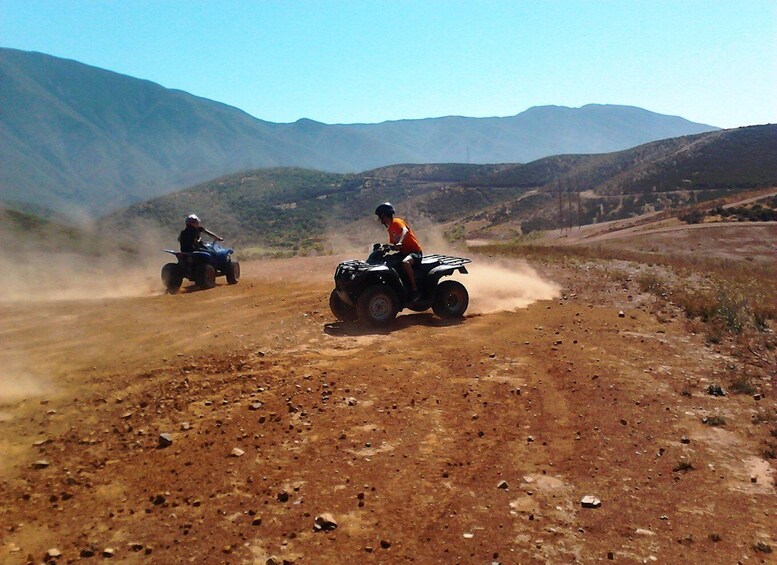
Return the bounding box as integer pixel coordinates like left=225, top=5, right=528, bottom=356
left=754, top=393, right=762, bottom=401
left=180, top=422, right=192, bottom=431
left=33, top=459, right=50, bottom=469
left=680, top=436, right=690, bottom=444
left=46, top=548, right=63, bottom=558
left=277, top=491, right=289, bottom=502
left=618, top=311, right=625, bottom=318
left=346, top=397, right=358, bottom=406
left=102, top=548, right=115, bottom=558
left=158, top=433, right=173, bottom=448
left=751, top=475, right=758, bottom=483
left=463, top=532, right=474, bottom=539
left=249, top=403, right=263, bottom=411
left=636, top=528, right=656, bottom=536
left=581, top=495, right=601, bottom=508
left=80, top=548, right=95, bottom=558
left=231, top=448, right=245, bottom=457
left=380, top=540, right=391, bottom=549
left=706, top=384, right=726, bottom=397
left=313, top=513, right=338, bottom=531
left=497, top=480, right=509, bottom=490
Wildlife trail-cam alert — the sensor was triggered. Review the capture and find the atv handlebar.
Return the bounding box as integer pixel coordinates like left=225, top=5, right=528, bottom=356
left=372, top=242, right=399, bottom=253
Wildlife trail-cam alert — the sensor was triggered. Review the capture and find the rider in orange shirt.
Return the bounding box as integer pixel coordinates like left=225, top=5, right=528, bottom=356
left=375, top=202, right=423, bottom=301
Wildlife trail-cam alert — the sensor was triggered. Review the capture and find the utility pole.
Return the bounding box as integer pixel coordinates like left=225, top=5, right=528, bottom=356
left=577, top=187, right=582, bottom=230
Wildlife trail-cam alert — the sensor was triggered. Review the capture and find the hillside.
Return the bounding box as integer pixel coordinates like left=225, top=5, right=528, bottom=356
left=0, top=205, right=107, bottom=255
left=104, top=125, right=777, bottom=253
left=1, top=48, right=718, bottom=215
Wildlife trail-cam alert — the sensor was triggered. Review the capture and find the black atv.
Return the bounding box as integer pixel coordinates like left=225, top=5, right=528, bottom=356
left=330, top=243, right=471, bottom=326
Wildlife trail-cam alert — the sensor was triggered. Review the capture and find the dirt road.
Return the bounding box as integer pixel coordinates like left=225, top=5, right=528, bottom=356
left=1, top=255, right=774, bottom=564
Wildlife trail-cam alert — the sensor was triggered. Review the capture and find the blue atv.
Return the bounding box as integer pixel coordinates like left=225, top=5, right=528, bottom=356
left=161, top=238, right=240, bottom=293
left=330, top=243, right=471, bottom=326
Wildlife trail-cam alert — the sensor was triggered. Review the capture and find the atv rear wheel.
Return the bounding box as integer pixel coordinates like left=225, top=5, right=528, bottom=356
left=356, top=285, right=399, bottom=326
left=432, top=280, right=469, bottom=319
left=195, top=264, right=217, bottom=289
left=161, top=263, right=183, bottom=294
left=329, top=290, right=357, bottom=322
left=226, top=260, right=240, bottom=284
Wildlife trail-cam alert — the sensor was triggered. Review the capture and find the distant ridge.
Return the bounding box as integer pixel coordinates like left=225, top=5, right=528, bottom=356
left=101, top=124, right=777, bottom=252
left=0, top=47, right=719, bottom=215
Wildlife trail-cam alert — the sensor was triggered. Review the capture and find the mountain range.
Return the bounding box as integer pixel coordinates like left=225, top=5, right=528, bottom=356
left=0, top=47, right=719, bottom=216
left=101, top=124, right=777, bottom=253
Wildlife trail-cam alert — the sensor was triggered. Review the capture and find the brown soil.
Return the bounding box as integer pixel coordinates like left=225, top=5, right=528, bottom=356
left=1, top=252, right=774, bottom=564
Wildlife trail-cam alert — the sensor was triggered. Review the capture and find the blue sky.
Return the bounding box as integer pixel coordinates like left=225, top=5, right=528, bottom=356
left=2, top=0, right=775, bottom=128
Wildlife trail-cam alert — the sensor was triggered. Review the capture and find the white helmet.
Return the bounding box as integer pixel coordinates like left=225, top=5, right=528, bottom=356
left=185, top=214, right=200, bottom=226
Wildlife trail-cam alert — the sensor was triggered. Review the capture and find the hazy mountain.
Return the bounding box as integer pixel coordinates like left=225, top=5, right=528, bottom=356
left=1, top=47, right=719, bottom=215
left=102, top=125, right=776, bottom=253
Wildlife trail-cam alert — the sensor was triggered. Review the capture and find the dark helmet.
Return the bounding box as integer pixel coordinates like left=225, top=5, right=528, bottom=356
left=374, top=202, right=395, bottom=217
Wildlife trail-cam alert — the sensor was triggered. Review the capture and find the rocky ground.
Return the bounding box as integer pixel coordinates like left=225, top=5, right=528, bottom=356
left=0, top=245, right=774, bottom=564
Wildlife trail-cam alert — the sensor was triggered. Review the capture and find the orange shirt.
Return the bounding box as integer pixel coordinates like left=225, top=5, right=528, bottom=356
left=388, top=217, right=422, bottom=254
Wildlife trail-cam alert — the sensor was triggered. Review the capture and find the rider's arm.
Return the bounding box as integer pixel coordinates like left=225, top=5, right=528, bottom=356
left=393, top=225, right=409, bottom=246
left=202, top=227, right=223, bottom=241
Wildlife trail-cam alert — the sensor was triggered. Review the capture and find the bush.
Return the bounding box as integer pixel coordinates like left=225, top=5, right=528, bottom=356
left=673, top=461, right=695, bottom=472
left=730, top=375, right=756, bottom=395
left=679, top=209, right=705, bottom=224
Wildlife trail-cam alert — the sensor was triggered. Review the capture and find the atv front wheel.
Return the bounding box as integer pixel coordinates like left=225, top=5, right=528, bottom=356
left=161, top=263, right=183, bottom=294
left=329, top=290, right=357, bottom=322
left=226, top=260, right=240, bottom=284
left=357, top=285, right=399, bottom=326
left=432, top=280, right=469, bottom=319
left=195, top=264, right=217, bottom=289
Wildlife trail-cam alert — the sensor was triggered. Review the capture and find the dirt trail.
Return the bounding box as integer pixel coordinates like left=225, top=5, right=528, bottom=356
left=0, top=256, right=774, bottom=564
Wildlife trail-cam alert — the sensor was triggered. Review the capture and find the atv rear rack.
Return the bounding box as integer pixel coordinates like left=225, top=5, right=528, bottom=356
left=421, top=254, right=472, bottom=268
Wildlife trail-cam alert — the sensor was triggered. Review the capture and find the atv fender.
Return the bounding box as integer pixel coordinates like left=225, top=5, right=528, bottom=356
left=362, top=270, right=404, bottom=295
left=428, top=265, right=468, bottom=276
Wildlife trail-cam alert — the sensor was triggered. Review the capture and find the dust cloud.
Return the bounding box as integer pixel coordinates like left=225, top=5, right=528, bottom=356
left=463, top=259, right=561, bottom=314
left=0, top=371, right=50, bottom=405
left=0, top=220, right=170, bottom=302
left=417, top=222, right=562, bottom=314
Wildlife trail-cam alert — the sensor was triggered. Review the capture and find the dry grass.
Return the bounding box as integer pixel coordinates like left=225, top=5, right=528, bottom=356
left=477, top=241, right=777, bottom=370
left=673, top=460, right=695, bottom=472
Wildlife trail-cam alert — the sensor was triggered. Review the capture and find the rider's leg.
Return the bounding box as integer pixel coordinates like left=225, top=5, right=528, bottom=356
left=402, top=255, right=418, bottom=293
